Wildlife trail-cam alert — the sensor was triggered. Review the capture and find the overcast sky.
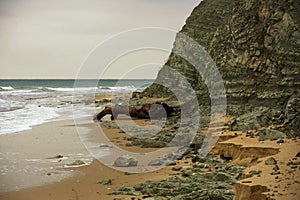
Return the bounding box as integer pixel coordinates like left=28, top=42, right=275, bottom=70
left=0, top=0, right=201, bottom=79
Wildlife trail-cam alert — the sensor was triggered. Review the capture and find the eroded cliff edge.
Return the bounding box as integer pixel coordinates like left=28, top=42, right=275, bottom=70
left=141, top=0, right=300, bottom=135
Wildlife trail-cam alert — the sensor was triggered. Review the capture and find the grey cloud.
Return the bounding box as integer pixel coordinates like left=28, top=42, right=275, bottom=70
left=0, top=0, right=201, bottom=78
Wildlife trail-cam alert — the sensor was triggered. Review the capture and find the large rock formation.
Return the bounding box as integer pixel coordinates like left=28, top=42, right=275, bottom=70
left=141, top=0, right=300, bottom=134
left=94, top=102, right=175, bottom=120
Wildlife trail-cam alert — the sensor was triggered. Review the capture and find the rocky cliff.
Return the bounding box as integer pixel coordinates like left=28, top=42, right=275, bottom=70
left=141, top=0, right=300, bottom=134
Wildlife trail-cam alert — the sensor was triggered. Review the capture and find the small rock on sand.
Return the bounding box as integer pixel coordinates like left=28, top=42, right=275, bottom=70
left=66, top=160, right=85, bottom=166
left=98, top=179, right=112, bottom=185
left=113, top=155, right=138, bottom=167
left=265, top=157, right=277, bottom=165
left=258, top=129, right=286, bottom=141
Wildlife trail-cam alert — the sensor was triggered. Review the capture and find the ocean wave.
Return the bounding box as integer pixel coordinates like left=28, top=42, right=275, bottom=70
left=10, top=89, right=34, bottom=93
left=0, top=99, right=24, bottom=112
left=0, top=85, right=140, bottom=95
left=99, top=86, right=138, bottom=93
left=0, top=86, right=14, bottom=91
left=0, top=104, right=60, bottom=134
left=46, top=87, right=98, bottom=92
left=98, top=86, right=111, bottom=90
left=0, top=89, right=34, bottom=95
left=0, top=106, right=24, bottom=112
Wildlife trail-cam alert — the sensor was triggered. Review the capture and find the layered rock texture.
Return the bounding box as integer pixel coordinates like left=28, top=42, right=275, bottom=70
left=141, top=0, right=300, bottom=134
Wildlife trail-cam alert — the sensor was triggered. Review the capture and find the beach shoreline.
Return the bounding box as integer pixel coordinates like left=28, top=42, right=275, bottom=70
left=0, top=114, right=180, bottom=200
left=0, top=119, right=93, bottom=193
left=0, top=92, right=146, bottom=193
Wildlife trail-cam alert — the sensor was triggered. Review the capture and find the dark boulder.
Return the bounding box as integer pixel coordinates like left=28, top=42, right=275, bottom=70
left=94, top=102, right=175, bottom=121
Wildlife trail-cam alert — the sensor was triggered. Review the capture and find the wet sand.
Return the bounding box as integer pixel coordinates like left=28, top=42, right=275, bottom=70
left=0, top=119, right=92, bottom=193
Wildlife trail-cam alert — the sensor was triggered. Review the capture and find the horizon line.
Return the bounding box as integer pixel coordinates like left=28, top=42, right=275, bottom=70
left=0, top=78, right=156, bottom=80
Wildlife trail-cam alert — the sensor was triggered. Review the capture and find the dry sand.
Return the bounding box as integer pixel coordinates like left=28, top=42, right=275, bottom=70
left=213, top=131, right=300, bottom=200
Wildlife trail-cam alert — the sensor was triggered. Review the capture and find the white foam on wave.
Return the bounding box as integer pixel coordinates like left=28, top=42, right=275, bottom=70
left=0, top=99, right=24, bottom=112
left=99, top=86, right=137, bottom=93
left=0, top=104, right=60, bottom=134
left=0, top=89, right=34, bottom=95
left=0, top=86, right=14, bottom=90
left=0, top=83, right=141, bottom=135
left=46, top=87, right=98, bottom=92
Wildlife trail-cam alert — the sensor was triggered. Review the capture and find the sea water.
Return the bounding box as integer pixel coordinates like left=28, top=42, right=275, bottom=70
left=0, top=79, right=153, bottom=134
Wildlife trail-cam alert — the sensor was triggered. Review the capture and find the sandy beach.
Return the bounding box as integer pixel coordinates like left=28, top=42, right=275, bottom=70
left=0, top=119, right=92, bottom=193
left=0, top=110, right=299, bottom=200
left=0, top=115, right=185, bottom=200
left=0, top=87, right=299, bottom=200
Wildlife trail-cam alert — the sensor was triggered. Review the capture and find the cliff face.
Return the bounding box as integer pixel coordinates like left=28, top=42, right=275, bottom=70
left=142, top=0, right=300, bottom=134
